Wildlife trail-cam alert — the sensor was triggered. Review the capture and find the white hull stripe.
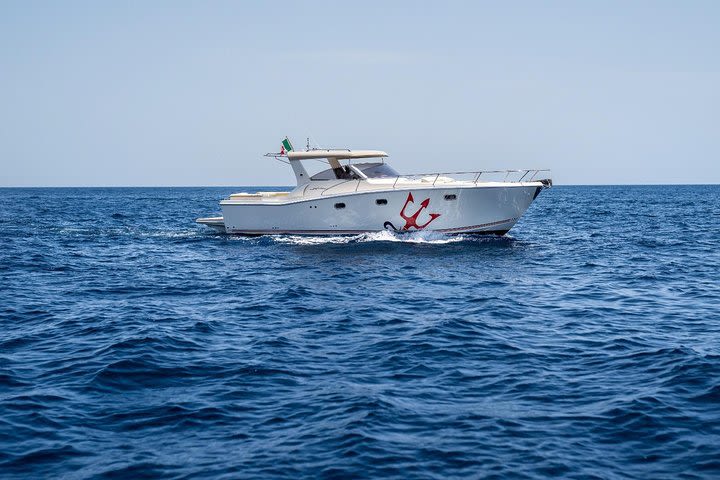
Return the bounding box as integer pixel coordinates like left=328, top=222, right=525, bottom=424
left=227, top=217, right=517, bottom=235
left=435, top=217, right=518, bottom=233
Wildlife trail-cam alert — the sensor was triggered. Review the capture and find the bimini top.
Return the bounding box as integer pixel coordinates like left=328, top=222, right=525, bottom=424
left=287, top=149, right=388, bottom=160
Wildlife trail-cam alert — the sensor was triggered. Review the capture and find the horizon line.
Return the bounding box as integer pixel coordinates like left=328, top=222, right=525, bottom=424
left=1, top=183, right=719, bottom=189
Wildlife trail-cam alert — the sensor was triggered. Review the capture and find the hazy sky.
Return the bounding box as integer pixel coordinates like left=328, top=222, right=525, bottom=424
left=1, top=1, right=719, bottom=186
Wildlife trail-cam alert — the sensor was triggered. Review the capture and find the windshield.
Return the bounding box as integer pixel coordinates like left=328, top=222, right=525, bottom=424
left=355, top=162, right=399, bottom=178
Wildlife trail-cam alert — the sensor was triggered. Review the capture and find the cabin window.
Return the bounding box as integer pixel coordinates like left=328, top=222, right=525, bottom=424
left=444, top=194, right=457, bottom=201
left=376, top=199, right=387, bottom=205
left=311, top=166, right=361, bottom=181
left=334, top=202, right=346, bottom=209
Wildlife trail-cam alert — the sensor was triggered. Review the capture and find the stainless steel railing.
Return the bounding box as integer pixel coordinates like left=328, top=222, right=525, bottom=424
left=388, top=169, right=552, bottom=188
left=317, top=169, right=551, bottom=196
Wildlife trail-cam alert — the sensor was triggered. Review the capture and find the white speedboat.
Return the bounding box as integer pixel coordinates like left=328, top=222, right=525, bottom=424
left=197, top=138, right=551, bottom=236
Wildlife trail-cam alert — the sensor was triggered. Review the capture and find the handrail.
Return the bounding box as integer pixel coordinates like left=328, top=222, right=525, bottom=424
left=316, top=169, right=551, bottom=196
left=393, top=169, right=551, bottom=183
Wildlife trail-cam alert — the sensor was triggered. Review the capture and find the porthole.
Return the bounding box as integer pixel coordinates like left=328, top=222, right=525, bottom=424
left=444, top=194, right=457, bottom=201
left=376, top=199, right=388, bottom=205
left=334, top=202, right=346, bottom=209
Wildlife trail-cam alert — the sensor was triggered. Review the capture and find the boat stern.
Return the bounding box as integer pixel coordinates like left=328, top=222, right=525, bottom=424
left=196, top=216, right=226, bottom=232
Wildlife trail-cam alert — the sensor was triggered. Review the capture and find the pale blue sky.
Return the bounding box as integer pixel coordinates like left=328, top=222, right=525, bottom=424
left=1, top=1, right=718, bottom=186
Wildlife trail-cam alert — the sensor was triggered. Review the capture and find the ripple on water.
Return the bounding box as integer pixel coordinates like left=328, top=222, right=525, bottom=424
left=0, top=186, right=719, bottom=479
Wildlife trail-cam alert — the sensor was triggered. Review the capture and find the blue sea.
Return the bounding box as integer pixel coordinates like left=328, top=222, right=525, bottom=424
left=1, top=185, right=719, bottom=479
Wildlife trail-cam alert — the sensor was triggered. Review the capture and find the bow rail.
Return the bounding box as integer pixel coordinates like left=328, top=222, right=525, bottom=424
left=317, top=169, right=552, bottom=195
left=387, top=169, right=552, bottom=188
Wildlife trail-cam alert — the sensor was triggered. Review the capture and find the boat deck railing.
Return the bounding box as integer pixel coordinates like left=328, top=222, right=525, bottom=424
left=318, top=168, right=552, bottom=196
left=388, top=169, right=552, bottom=189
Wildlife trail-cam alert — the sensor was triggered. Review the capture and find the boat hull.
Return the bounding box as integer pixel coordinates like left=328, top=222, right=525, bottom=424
left=219, top=185, right=543, bottom=236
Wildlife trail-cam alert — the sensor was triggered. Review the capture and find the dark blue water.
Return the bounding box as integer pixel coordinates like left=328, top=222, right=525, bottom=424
left=1, top=185, right=719, bottom=479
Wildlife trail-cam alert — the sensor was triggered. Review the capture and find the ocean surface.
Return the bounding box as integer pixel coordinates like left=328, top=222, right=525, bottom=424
left=1, top=185, right=719, bottom=479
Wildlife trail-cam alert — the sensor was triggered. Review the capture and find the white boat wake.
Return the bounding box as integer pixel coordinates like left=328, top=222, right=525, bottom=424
left=271, top=230, right=478, bottom=245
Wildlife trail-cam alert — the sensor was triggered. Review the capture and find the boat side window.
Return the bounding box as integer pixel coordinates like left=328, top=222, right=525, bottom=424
left=310, top=168, right=336, bottom=181
left=334, top=202, right=346, bottom=209
left=376, top=199, right=388, bottom=205
left=444, top=194, right=457, bottom=200
left=311, top=166, right=361, bottom=181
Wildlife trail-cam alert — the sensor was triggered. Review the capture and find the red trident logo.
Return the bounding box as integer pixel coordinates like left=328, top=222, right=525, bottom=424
left=399, top=192, right=441, bottom=230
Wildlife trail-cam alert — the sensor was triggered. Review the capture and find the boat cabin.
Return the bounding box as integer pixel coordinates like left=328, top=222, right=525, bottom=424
left=309, top=162, right=399, bottom=181
left=282, top=150, right=397, bottom=186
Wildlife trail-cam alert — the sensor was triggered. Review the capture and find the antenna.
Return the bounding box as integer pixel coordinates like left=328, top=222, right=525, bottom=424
left=309, top=135, right=320, bottom=150
left=306, top=137, right=310, bottom=151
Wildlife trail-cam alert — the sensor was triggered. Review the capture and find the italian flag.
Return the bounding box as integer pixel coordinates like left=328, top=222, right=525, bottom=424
left=281, top=137, right=293, bottom=154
